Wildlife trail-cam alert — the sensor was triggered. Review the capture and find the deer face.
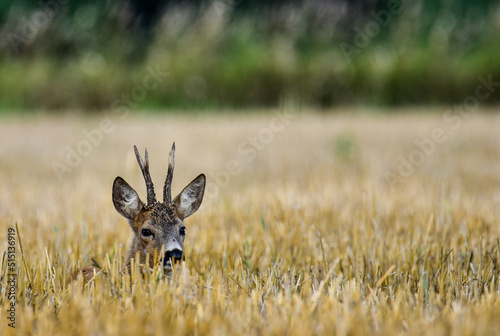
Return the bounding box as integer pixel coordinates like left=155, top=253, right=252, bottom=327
left=112, top=144, right=205, bottom=272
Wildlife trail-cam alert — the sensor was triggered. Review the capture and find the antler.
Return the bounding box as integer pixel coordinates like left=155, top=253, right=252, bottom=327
left=133, top=145, right=156, bottom=206
left=163, top=142, right=175, bottom=203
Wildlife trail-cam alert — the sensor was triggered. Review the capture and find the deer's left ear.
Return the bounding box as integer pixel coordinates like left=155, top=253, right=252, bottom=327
left=173, top=174, right=206, bottom=219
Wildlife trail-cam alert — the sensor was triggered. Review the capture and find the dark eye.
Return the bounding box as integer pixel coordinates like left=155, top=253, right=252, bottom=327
left=141, top=229, right=153, bottom=237
left=179, top=227, right=186, bottom=236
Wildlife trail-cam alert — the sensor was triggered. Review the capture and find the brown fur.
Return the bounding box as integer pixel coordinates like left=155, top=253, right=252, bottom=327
left=124, top=201, right=185, bottom=271
left=65, top=259, right=104, bottom=286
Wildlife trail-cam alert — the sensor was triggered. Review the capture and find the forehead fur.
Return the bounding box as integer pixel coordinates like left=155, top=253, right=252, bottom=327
left=137, top=203, right=180, bottom=226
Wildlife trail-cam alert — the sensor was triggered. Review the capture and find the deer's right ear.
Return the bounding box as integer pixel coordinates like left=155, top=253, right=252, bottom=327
left=112, top=177, right=144, bottom=220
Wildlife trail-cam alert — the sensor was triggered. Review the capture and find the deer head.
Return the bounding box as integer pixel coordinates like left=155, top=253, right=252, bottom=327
left=112, top=143, right=205, bottom=273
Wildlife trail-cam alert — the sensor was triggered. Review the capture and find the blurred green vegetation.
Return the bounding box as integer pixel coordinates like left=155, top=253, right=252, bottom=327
left=0, top=0, right=499, bottom=111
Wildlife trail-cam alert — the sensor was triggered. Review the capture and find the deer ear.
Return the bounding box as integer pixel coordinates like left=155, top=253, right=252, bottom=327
left=112, top=177, right=144, bottom=220
left=173, top=174, right=206, bottom=219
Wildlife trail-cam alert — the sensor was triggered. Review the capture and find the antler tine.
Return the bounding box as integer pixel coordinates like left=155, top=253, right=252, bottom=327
left=133, top=145, right=156, bottom=206
left=163, top=142, right=176, bottom=203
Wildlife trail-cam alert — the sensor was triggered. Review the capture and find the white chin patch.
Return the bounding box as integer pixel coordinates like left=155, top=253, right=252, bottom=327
left=164, top=261, right=172, bottom=270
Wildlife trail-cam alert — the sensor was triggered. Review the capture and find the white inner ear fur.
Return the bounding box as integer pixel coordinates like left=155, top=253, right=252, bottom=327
left=178, top=192, right=195, bottom=215
left=173, top=175, right=205, bottom=219
left=115, top=185, right=142, bottom=219
left=123, top=190, right=139, bottom=210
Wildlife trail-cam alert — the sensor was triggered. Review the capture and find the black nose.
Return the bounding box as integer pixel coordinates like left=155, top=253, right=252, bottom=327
left=165, top=249, right=183, bottom=263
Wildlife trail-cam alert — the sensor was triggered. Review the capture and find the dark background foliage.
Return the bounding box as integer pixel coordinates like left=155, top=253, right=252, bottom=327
left=1, top=0, right=498, bottom=111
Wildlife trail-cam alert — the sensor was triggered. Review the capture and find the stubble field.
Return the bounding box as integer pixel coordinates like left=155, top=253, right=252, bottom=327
left=1, top=109, right=500, bottom=335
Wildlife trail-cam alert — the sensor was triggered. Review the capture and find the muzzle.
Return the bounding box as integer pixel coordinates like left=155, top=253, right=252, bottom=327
left=163, top=249, right=183, bottom=268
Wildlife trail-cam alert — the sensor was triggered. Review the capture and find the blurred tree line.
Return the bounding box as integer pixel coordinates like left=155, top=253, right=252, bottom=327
left=0, top=0, right=499, bottom=111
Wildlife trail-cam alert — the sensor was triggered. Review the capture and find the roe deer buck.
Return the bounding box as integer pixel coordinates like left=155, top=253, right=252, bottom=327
left=70, top=143, right=206, bottom=284
left=112, top=143, right=206, bottom=274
